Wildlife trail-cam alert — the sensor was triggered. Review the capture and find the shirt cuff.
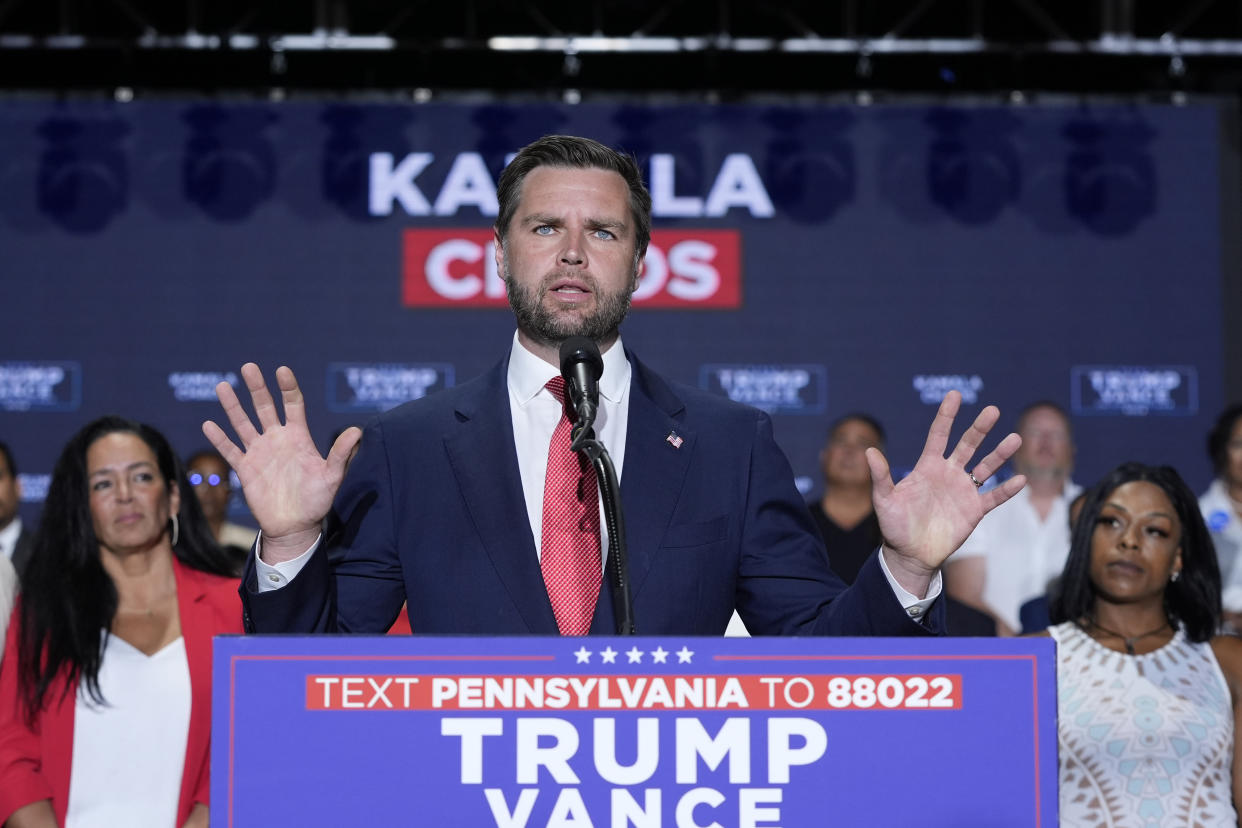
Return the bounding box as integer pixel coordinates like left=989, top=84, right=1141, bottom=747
left=254, top=531, right=322, bottom=593
left=877, top=546, right=942, bottom=622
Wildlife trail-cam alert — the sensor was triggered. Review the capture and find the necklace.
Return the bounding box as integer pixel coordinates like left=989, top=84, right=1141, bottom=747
left=1084, top=618, right=1171, bottom=655
left=116, top=605, right=157, bottom=618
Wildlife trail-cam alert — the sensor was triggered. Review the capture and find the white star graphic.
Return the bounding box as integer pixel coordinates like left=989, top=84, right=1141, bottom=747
left=600, top=646, right=619, bottom=664
left=626, top=646, right=644, bottom=664
left=573, top=646, right=592, bottom=664
left=676, top=646, right=695, bottom=664
left=651, top=646, right=669, bottom=664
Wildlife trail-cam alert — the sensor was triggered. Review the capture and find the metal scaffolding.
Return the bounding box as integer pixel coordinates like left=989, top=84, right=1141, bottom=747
left=2, top=1, right=1241, bottom=94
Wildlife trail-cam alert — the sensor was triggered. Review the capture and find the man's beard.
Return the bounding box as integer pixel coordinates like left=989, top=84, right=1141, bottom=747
left=505, top=263, right=635, bottom=347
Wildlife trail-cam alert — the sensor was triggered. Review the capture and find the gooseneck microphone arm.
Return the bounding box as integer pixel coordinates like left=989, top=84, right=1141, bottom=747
left=559, top=337, right=636, bottom=636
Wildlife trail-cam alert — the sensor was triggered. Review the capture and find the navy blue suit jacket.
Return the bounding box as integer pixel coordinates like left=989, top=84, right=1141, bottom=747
left=242, top=350, right=940, bottom=637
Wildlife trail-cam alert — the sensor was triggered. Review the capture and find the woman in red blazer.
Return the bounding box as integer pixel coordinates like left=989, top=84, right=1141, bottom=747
left=0, top=416, right=241, bottom=828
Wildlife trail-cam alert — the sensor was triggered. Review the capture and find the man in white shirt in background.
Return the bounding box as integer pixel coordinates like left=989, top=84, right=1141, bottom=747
left=946, top=402, right=1081, bottom=635
left=0, top=442, right=32, bottom=578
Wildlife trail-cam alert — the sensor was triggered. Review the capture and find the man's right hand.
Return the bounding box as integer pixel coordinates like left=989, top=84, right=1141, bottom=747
left=202, top=363, right=361, bottom=565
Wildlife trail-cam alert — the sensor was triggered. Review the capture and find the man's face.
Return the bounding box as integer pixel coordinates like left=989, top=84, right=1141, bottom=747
left=1014, top=406, right=1074, bottom=479
left=0, top=452, right=18, bottom=530
left=496, top=165, right=642, bottom=350
left=820, top=419, right=882, bottom=488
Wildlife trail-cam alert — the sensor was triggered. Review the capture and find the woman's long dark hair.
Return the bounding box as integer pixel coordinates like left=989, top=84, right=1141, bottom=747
left=1050, top=462, right=1220, bottom=642
left=17, top=416, right=236, bottom=721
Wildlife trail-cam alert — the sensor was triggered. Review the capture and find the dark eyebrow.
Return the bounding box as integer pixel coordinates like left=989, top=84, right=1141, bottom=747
left=89, top=461, right=156, bottom=479
left=521, top=213, right=561, bottom=227
left=519, top=214, right=628, bottom=233
left=1101, top=501, right=1175, bottom=521
left=586, top=218, right=627, bottom=233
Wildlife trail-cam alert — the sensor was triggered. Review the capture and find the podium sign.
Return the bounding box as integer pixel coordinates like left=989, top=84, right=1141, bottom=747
left=213, top=636, right=1057, bottom=826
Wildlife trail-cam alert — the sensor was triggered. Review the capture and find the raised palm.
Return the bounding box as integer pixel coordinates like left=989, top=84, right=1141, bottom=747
left=866, top=391, right=1025, bottom=590
left=203, top=363, right=360, bottom=547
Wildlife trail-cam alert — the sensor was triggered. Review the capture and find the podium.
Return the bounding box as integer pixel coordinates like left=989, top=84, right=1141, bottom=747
left=212, top=635, right=1057, bottom=826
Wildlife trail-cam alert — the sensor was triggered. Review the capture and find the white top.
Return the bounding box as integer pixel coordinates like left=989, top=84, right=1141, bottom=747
left=0, top=554, right=15, bottom=658
left=66, top=634, right=191, bottom=828
left=1050, top=622, right=1237, bottom=827
left=255, top=334, right=939, bottom=615
left=1199, top=478, right=1242, bottom=613
left=0, top=516, right=22, bottom=560
left=955, top=481, right=1081, bottom=632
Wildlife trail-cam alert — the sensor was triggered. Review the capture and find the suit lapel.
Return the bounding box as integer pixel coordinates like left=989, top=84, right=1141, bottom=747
left=443, top=360, right=559, bottom=634
left=611, top=354, right=695, bottom=613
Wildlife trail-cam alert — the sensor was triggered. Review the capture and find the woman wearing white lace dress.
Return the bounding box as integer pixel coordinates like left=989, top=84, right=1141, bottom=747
left=1046, top=462, right=1242, bottom=827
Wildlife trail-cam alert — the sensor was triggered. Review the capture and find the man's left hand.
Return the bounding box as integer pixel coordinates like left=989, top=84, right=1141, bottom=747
left=867, top=390, right=1026, bottom=597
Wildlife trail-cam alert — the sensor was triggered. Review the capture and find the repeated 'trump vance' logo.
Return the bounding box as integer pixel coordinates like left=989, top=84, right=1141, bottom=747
left=912, top=374, right=984, bottom=405
left=1072, top=365, right=1198, bottom=416
left=18, top=473, right=50, bottom=503
left=327, top=363, right=454, bottom=412
left=0, top=362, right=81, bottom=412
left=700, top=365, right=826, bottom=414
left=168, top=371, right=240, bottom=402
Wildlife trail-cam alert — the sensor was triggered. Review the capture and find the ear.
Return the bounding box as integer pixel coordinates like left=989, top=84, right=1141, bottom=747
left=494, top=230, right=506, bottom=280
left=631, top=250, right=646, bottom=292
left=1173, top=548, right=1183, bottom=580
left=168, top=480, right=181, bottom=519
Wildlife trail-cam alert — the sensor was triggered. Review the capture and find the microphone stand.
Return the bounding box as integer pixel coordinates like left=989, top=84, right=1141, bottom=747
left=570, top=421, right=636, bottom=636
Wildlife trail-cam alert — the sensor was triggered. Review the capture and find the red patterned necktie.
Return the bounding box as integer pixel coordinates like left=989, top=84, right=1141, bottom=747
left=540, top=376, right=601, bottom=635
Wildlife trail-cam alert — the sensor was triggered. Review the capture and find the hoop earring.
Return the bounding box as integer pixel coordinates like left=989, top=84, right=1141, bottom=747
left=170, top=514, right=180, bottom=547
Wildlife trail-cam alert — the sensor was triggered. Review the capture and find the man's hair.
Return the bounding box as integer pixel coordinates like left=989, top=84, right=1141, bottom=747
left=494, top=135, right=652, bottom=260
left=0, top=440, right=16, bottom=477
left=1050, top=462, right=1219, bottom=642
left=1207, top=403, right=1242, bottom=476
left=1015, top=400, right=1072, bottom=437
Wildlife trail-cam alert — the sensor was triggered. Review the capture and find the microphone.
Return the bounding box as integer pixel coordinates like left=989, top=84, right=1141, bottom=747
left=559, top=336, right=603, bottom=435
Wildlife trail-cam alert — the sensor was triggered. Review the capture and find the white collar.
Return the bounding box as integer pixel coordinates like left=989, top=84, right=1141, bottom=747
left=506, top=331, right=631, bottom=405
left=0, top=516, right=21, bottom=555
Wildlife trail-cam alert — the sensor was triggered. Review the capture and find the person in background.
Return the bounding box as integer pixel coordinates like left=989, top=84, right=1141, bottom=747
left=947, top=401, right=1081, bottom=635
left=808, top=414, right=886, bottom=584
left=0, top=441, right=34, bottom=577
left=185, top=449, right=256, bottom=574
left=0, top=417, right=241, bottom=828
left=1201, top=404, right=1242, bottom=630
left=1018, top=486, right=1093, bottom=635
left=1046, top=462, right=1242, bottom=826
left=806, top=412, right=995, bottom=636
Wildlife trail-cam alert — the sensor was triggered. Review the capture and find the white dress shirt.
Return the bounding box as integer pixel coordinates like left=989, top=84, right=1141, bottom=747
left=507, top=330, right=629, bottom=562
left=257, top=333, right=938, bottom=618
left=0, top=516, right=22, bottom=561
left=954, top=481, right=1081, bottom=632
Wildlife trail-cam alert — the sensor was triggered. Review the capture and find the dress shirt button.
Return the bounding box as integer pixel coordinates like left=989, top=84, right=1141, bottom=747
left=267, top=573, right=283, bottom=584
left=907, top=606, right=923, bottom=617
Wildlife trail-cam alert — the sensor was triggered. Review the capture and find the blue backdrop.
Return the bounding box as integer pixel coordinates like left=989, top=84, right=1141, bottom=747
left=0, top=98, right=1231, bottom=525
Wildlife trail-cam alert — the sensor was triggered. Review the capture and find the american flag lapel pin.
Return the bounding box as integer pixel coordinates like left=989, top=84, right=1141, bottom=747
left=665, top=431, right=684, bottom=449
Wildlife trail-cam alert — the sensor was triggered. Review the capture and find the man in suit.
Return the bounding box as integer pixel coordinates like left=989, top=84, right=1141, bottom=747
left=0, top=442, right=32, bottom=578
left=206, top=135, right=1025, bottom=637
